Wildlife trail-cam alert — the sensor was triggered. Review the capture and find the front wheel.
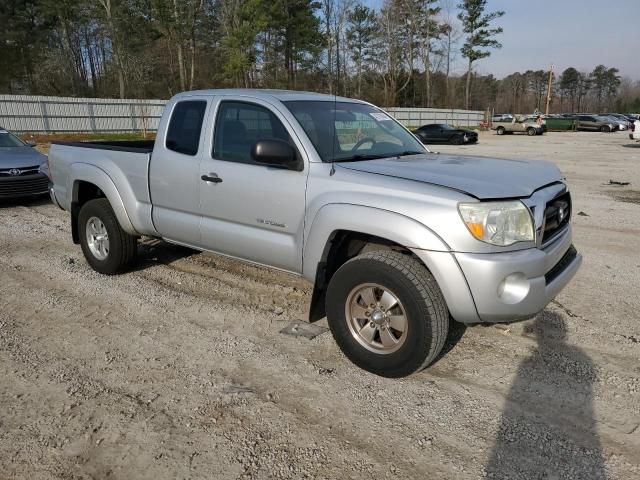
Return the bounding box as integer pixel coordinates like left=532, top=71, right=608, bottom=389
left=451, top=136, right=464, bottom=145
left=600, top=125, right=610, bottom=133
left=527, top=127, right=537, bottom=136
left=326, top=251, right=449, bottom=377
left=78, top=198, right=137, bottom=274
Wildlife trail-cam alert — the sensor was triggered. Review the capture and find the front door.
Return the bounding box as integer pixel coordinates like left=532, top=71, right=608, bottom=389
left=199, top=98, right=309, bottom=273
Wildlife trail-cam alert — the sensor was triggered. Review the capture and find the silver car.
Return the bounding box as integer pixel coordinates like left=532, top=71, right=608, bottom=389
left=0, top=127, right=49, bottom=199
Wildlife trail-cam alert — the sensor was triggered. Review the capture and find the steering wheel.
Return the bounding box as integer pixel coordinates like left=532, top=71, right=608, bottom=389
left=351, top=137, right=376, bottom=152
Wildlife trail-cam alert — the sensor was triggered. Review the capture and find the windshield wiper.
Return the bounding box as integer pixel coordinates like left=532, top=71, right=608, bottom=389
left=394, top=150, right=424, bottom=157
left=330, top=153, right=389, bottom=163
left=331, top=150, right=426, bottom=163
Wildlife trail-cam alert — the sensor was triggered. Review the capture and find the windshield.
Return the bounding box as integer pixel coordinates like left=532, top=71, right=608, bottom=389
left=0, top=129, right=26, bottom=147
left=283, top=101, right=425, bottom=162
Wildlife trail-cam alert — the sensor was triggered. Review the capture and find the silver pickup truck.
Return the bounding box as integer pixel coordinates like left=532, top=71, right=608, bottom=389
left=48, top=89, right=582, bottom=377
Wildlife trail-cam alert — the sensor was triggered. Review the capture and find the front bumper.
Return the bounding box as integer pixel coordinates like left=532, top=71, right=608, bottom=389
left=0, top=173, right=49, bottom=199
left=454, top=225, right=581, bottom=323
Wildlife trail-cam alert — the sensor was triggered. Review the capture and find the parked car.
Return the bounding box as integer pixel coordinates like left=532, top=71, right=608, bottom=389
left=412, top=124, right=478, bottom=145
left=604, top=113, right=633, bottom=129
left=523, top=115, right=548, bottom=133
left=576, top=115, right=615, bottom=132
left=491, top=115, right=544, bottom=136
left=48, top=89, right=581, bottom=377
left=630, top=120, right=640, bottom=141
left=0, top=127, right=49, bottom=199
left=600, top=115, right=628, bottom=131
left=491, top=114, right=514, bottom=122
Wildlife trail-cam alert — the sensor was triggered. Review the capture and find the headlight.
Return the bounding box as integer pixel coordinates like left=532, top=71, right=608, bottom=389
left=458, top=201, right=534, bottom=246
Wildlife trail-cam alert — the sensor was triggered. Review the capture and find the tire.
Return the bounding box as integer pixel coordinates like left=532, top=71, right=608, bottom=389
left=326, top=250, right=449, bottom=378
left=451, top=136, right=464, bottom=145
left=78, top=198, right=137, bottom=274
left=600, top=125, right=610, bottom=133
left=496, top=126, right=505, bottom=136
left=527, top=127, right=537, bottom=136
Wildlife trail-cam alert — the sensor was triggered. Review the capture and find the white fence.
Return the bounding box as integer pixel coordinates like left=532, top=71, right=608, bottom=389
left=386, top=107, right=485, bottom=128
left=0, top=95, right=166, bottom=133
left=0, top=94, right=484, bottom=133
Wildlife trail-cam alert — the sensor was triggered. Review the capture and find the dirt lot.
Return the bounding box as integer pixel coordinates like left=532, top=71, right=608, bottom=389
left=1, top=131, right=639, bottom=479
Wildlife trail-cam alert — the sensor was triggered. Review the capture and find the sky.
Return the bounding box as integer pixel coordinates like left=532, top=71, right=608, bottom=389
left=365, top=0, right=639, bottom=79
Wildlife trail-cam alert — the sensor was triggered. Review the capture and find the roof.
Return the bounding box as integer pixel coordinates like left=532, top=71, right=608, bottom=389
left=173, top=88, right=365, bottom=104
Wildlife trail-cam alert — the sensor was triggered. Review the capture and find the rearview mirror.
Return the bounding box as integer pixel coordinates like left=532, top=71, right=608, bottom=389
left=251, top=139, right=301, bottom=171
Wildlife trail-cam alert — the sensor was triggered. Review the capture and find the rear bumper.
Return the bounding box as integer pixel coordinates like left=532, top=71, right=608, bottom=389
left=0, top=173, right=49, bottom=199
left=454, top=225, right=581, bottom=323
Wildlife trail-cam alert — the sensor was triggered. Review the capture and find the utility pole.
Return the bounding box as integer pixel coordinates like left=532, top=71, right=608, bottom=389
left=545, top=64, right=554, bottom=115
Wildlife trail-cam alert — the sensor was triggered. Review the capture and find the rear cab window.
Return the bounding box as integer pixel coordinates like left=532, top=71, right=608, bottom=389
left=166, top=100, right=207, bottom=156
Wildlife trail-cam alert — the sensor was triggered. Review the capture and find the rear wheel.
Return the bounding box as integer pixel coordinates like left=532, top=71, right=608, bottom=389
left=527, top=127, right=537, bottom=136
left=78, top=198, right=137, bottom=274
left=326, top=250, right=449, bottom=378
left=496, top=126, right=505, bottom=135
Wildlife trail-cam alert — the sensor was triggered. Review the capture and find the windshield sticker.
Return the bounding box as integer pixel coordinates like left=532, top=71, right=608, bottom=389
left=370, top=112, right=392, bottom=122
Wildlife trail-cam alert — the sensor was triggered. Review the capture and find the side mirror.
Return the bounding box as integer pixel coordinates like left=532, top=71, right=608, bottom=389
left=26, top=140, right=37, bottom=147
left=251, top=139, right=301, bottom=171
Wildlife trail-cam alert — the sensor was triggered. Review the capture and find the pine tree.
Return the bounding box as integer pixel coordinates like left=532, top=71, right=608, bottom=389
left=457, top=0, right=504, bottom=109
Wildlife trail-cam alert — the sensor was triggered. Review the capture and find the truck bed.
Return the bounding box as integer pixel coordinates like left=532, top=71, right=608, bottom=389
left=52, top=140, right=155, bottom=153
left=48, top=140, right=157, bottom=237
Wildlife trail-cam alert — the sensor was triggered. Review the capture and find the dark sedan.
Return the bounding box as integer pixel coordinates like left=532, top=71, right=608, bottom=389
left=412, top=124, right=478, bottom=145
left=0, top=127, right=49, bottom=199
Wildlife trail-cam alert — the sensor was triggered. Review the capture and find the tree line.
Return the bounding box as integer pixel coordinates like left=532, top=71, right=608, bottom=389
left=493, top=66, right=639, bottom=114
left=1, top=0, right=638, bottom=113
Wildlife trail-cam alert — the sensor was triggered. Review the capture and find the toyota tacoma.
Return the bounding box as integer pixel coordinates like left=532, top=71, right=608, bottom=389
left=47, top=89, right=582, bottom=377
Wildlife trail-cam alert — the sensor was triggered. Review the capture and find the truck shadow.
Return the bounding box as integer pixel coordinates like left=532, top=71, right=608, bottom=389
left=484, top=310, right=606, bottom=479
left=133, top=238, right=197, bottom=271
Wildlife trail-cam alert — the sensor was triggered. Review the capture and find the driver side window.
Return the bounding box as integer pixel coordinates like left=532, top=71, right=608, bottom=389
left=213, top=101, right=292, bottom=165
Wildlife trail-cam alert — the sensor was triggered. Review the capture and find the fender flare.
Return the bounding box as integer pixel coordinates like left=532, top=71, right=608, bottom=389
left=303, top=204, right=456, bottom=322
left=69, top=163, right=137, bottom=236
left=303, top=203, right=450, bottom=283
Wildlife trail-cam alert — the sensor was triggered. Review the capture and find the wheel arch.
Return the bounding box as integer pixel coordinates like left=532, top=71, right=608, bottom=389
left=69, top=164, right=137, bottom=243
left=304, top=204, right=450, bottom=322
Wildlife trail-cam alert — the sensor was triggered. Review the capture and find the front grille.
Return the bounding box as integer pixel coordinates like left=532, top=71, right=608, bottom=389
left=545, top=245, right=577, bottom=285
left=0, top=174, right=49, bottom=197
left=541, top=191, right=571, bottom=244
left=0, top=165, right=41, bottom=176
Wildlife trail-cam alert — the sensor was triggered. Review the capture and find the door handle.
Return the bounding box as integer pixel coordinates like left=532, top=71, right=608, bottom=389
left=201, top=174, right=223, bottom=184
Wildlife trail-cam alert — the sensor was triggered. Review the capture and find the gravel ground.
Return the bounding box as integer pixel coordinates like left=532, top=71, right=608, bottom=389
left=1, top=131, right=639, bottom=479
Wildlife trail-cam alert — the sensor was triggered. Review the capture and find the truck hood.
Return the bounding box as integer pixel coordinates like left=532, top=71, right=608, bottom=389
left=0, top=146, right=47, bottom=169
left=336, top=153, right=563, bottom=199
